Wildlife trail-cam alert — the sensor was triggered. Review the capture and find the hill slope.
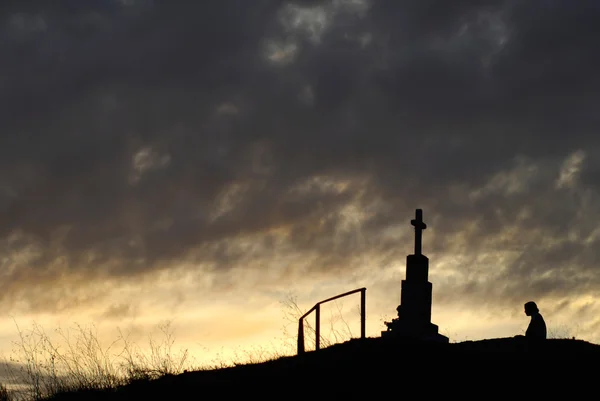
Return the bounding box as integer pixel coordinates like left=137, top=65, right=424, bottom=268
left=46, top=337, right=600, bottom=400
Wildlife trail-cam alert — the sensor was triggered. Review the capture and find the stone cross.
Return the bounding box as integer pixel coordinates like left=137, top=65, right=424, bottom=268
left=411, top=209, right=427, bottom=255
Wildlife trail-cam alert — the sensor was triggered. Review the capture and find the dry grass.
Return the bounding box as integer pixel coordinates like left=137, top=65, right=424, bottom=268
left=0, top=294, right=362, bottom=400
left=0, top=320, right=193, bottom=401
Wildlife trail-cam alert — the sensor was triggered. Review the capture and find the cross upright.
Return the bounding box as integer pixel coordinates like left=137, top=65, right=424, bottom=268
left=411, top=209, right=427, bottom=255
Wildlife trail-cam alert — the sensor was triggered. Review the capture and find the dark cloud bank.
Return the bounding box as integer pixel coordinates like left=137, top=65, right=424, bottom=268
left=1, top=0, right=600, bottom=314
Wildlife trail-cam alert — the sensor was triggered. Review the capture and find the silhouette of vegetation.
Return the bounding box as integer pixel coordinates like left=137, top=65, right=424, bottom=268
left=0, top=302, right=596, bottom=400
left=18, top=336, right=600, bottom=400
left=0, top=294, right=364, bottom=400
left=1, top=320, right=194, bottom=401
left=0, top=384, right=11, bottom=401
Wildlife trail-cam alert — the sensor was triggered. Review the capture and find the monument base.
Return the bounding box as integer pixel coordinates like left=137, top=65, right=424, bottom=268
left=381, top=310, right=449, bottom=343
left=381, top=328, right=449, bottom=343
left=381, top=330, right=449, bottom=343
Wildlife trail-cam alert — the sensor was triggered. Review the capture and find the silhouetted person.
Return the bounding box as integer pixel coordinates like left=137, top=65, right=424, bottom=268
left=524, top=301, right=546, bottom=341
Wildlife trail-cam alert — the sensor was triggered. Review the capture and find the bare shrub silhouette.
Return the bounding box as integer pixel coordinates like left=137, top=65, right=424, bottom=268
left=547, top=323, right=578, bottom=340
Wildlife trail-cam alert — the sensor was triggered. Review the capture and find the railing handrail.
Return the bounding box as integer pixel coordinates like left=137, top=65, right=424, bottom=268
left=297, top=287, right=366, bottom=354
left=298, top=288, right=366, bottom=320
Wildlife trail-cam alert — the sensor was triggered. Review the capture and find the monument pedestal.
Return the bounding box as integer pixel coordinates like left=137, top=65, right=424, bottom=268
left=382, top=210, right=449, bottom=343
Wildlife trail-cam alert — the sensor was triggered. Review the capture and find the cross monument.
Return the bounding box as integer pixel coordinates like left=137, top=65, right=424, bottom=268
left=382, top=209, right=448, bottom=342
left=411, top=209, right=426, bottom=255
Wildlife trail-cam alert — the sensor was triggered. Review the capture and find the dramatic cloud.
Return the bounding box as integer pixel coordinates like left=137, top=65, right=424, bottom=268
left=1, top=0, right=600, bottom=343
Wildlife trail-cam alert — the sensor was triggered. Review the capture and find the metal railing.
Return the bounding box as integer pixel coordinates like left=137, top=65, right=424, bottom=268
left=297, top=287, right=366, bottom=355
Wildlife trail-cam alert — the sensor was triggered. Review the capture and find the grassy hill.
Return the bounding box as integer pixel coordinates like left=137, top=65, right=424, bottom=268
left=40, top=336, right=600, bottom=400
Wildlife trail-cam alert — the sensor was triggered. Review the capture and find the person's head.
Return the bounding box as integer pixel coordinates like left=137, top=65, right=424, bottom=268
left=524, top=301, right=539, bottom=316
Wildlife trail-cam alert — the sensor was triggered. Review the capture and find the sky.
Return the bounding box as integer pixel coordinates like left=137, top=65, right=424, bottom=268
left=1, top=0, right=600, bottom=372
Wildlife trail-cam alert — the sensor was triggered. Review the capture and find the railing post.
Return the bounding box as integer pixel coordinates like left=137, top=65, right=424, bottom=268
left=361, top=288, right=366, bottom=339
left=297, top=318, right=305, bottom=354
left=315, top=304, right=321, bottom=351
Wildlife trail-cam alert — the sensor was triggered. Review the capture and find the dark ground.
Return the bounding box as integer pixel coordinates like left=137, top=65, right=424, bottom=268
left=47, top=336, right=600, bottom=400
